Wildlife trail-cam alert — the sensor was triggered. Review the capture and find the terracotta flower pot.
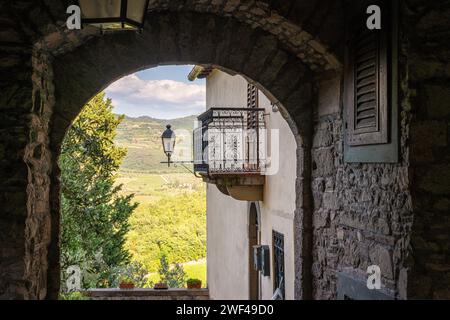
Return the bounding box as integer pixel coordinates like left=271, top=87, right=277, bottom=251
left=119, top=282, right=135, bottom=289
left=187, top=281, right=202, bottom=289
left=154, top=282, right=169, bottom=290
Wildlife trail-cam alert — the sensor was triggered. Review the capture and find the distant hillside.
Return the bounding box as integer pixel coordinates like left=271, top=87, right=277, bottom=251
left=115, top=115, right=197, bottom=172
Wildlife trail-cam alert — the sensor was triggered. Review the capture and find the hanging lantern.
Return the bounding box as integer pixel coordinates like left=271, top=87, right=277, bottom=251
left=79, top=0, right=150, bottom=31
left=161, top=125, right=176, bottom=167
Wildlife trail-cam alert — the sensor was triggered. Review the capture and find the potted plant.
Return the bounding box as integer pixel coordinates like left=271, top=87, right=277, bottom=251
left=154, top=282, right=169, bottom=290
left=119, top=276, right=135, bottom=289
left=186, top=278, right=202, bottom=289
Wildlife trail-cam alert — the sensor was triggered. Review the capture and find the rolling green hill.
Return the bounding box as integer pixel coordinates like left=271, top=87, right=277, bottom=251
left=114, top=114, right=207, bottom=286
left=115, top=115, right=198, bottom=173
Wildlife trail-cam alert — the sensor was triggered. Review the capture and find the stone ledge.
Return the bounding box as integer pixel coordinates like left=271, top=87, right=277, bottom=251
left=86, top=288, right=209, bottom=300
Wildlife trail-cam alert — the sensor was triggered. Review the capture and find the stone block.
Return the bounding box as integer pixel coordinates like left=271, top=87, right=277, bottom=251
left=424, top=84, right=450, bottom=119
left=433, top=198, right=450, bottom=211
left=417, top=164, right=450, bottom=195
left=312, top=147, right=334, bottom=177
left=317, top=76, right=340, bottom=116
left=336, top=228, right=344, bottom=240
left=313, top=129, right=333, bottom=148
left=322, top=191, right=339, bottom=210
left=369, top=244, right=394, bottom=280
left=313, top=209, right=329, bottom=228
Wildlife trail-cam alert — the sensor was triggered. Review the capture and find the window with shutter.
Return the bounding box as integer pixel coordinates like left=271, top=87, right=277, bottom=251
left=345, top=2, right=389, bottom=146
left=344, top=0, right=399, bottom=163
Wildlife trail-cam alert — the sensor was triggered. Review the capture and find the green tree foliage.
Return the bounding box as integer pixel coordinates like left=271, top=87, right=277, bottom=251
left=109, top=262, right=150, bottom=288
left=125, top=190, right=206, bottom=272
left=59, top=291, right=89, bottom=300
left=158, top=254, right=187, bottom=288
left=59, top=93, right=138, bottom=290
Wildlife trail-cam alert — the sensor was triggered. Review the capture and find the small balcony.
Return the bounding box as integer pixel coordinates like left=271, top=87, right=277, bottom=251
left=193, top=108, right=266, bottom=201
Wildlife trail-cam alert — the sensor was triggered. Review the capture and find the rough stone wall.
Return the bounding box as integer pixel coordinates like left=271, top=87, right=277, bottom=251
left=0, top=8, right=34, bottom=299
left=403, top=0, right=450, bottom=299
left=86, top=289, right=209, bottom=300
left=310, top=0, right=450, bottom=300
left=145, top=0, right=343, bottom=70
left=1, top=0, right=449, bottom=300
left=0, top=0, right=339, bottom=299
left=0, top=9, right=55, bottom=299
left=21, top=46, right=55, bottom=300
left=311, top=74, right=413, bottom=299
left=30, top=11, right=317, bottom=299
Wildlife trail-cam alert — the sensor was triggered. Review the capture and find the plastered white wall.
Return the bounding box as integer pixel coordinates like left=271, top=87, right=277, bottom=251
left=205, top=70, right=297, bottom=300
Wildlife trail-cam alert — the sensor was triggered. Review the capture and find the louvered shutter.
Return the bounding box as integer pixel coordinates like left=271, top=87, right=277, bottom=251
left=345, top=6, right=389, bottom=146
left=247, top=83, right=259, bottom=129
left=247, top=83, right=258, bottom=109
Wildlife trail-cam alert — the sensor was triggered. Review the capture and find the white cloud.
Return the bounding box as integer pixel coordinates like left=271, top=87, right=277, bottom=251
left=105, top=74, right=206, bottom=119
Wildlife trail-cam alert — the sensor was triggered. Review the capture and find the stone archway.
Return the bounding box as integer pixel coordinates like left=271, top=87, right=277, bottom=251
left=2, top=0, right=450, bottom=301
left=24, top=9, right=342, bottom=300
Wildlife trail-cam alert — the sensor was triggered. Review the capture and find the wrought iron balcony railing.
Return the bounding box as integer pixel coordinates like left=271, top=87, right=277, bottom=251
left=193, top=108, right=266, bottom=176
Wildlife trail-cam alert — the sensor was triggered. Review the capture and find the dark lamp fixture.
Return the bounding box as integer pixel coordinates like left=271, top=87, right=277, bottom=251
left=161, top=125, right=176, bottom=167
left=79, top=0, right=150, bottom=31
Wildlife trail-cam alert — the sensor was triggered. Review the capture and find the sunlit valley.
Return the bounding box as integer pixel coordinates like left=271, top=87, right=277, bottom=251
left=115, top=115, right=207, bottom=285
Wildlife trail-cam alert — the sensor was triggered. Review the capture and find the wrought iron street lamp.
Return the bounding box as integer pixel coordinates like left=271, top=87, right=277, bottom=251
left=79, top=0, right=150, bottom=31
left=161, top=125, right=176, bottom=167
left=159, top=125, right=202, bottom=176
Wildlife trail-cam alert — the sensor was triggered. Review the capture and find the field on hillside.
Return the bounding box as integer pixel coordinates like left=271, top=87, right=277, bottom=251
left=116, top=172, right=202, bottom=203
left=117, top=171, right=207, bottom=286
left=115, top=115, right=197, bottom=173
left=115, top=115, right=207, bottom=287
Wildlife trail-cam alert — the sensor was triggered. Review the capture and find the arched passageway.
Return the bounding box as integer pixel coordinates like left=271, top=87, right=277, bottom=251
left=1, top=0, right=449, bottom=300
left=31, top=10, right=331, bottom=300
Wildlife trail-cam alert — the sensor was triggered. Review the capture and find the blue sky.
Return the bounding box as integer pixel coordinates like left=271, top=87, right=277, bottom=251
left=105, top=65, right=206, bottom=119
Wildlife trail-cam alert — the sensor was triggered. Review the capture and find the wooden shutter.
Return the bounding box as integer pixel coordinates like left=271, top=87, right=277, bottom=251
left=345, top=3, right=389, bottom=146
left=247, top=83, right=259, bottom=129
left=247, top=83, right=258, bottom=109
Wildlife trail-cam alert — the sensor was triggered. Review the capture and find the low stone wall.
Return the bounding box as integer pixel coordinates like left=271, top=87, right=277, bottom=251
left=86, top=288, right=209, bottom=300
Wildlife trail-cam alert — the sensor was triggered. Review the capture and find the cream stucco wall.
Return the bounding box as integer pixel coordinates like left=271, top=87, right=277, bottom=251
left=258, top=92, right=297, bottom=300
left=206, top=70, right=247, bottom=107
left=205, top=70, right=297, bottom=300
left=206, top=184, right=248, bottom=300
